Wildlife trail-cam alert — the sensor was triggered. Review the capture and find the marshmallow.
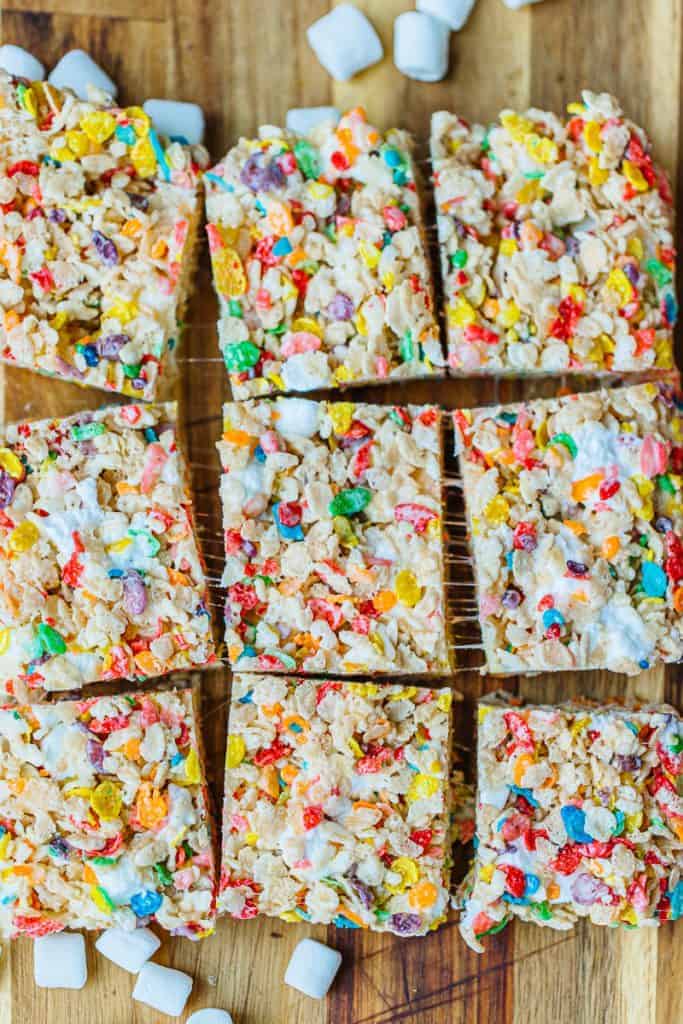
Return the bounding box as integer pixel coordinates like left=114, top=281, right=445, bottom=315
left=284, top=939, right=342, bottom=1000
left=416, top=0, right=477, bottom=30
left=0, top=45, right=45, bottom=81
left=133, top=961, right=193, bottom=1017
left=95, top=926, right=161, bottom=974
left=187, top=1012, right=234, bottom=1024
left=394, top=12, right=450, bottom=82
left=306, top=4, right=383, bottom=81
left=48, top=50, right=117, bottom=100
left=34, top=933, right=87, bottom=990
left=143, top=99, right=205, bottom=145
left=286, top=106, right=341, bottom=135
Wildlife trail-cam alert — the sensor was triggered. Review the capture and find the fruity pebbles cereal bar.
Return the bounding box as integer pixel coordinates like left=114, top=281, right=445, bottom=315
left=205, top=106, right=444, bottom=399
left=460, top=698, right=683, bottom=951
left=0, top=685, right=216, bottom=939
left=431, top=90, right=676, bottom=376
left=0, top=402, right=214, bottom=696
left=0, top=70, right=207, bottom=400
left=454, top=381, right=683, bottom=676
left=219, top=673, right=453, bottom=936
left=218, top=398, right=449, bottom=675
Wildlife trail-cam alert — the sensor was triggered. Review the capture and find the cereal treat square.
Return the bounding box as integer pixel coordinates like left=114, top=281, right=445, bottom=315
left=460, top=699, right=683, bottom=951
left=205, top=106, right=444, bottom=399
left=218, top=398, right=449, bottom=675
left=0, top=686, right=216, bottom=939
left=0, top=402, right=214, bottom=696
left=219, top=674, right=453, bottom=936
left=0, top=71, right=207, bottom=399
left=454, top=381, right=683, bottom=675
left=431, top=91, right=676, bottom=376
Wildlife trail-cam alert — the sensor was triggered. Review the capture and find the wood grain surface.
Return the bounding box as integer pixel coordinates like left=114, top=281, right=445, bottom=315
left=1, top=0, right=683, bottom=1022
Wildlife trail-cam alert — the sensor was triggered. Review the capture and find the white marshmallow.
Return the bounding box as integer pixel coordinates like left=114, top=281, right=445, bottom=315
left=394, top=12, right=450, bottom=82
left=187, top=1012, right=234, bottom=1024
left=0, top=45, right=45, bottom=81
left=48, top=50, right=117, bottom=100
left=34, top=933, right=87, bottom=990
left=417, top=0, right=477, bottom=30
left=133, top=961, right=193, bottom=1017
left=502, top=0, right=544, bottom=7
left=143, top=99, right=205, bottom=145
left=286, top=106, right=341, bottom=135
left=95, top=926, right=161, bottom=974
left=284, top=938, right=342, bottom=999
left=306, top=4, right=383, bottom=81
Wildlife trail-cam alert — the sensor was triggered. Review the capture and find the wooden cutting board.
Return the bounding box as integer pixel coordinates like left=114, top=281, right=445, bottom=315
left=1, top=0, right=682, bottom=1021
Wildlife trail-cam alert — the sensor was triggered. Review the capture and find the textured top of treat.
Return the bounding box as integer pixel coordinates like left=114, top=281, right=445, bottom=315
left=454, top=381, right=683, bottom=675
left=218, top=398, right=448, bottom=675
left=0, top=687, right=215, bottom=939
left=205, top=106, right=444, bottom=398
left=0, top=402, right=213, bottom=695
left=0, top=71, right=208, bottom=399
left=219, top=673, right=453, bottom=936
left=459, top=699, right=683, bottom=950
left=432, top=90, right=676, bottom=376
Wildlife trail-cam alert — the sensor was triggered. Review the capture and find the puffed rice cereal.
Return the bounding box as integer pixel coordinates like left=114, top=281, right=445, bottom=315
left=432, top=91, right=676, bottom=376
left=0, top=402, right=214, bottom=696
left=454, top=381, right=683, bottom=675
left=205, top=107, right=444, bottom=399
left=0, top=70, right=207, bottom=399
left=460, top=697, right=683, bottom=951
left=218, top=398, right=449, bottom=675
left=219, top=673, right=453, bottom=936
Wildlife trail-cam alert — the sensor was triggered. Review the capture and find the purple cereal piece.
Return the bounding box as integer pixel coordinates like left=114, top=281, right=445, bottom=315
left=240, top=153, right=285, bottom=192
left=389, top=912, right=422, bottom=935
left=48, top=208, right=67, bottom=224
left=327, top=292, right=355, bottom=321
left=623, top=262, right=640, bottom=286
left=0, top=470, right=17, bottom=509
left=55, top=356, right=86, bottom=380
left=566, top=560, right=588, bottom=575
left=502, top=587, right=522, bottom=609
left=92, top=230, right=119, bottom=266
left=122, top=571, right=148, bottom=616
left=97, top=333, right=129, bottom=361
left=242, top=539, right=257, bottom=558
left=86, top=738, right=105, bottom=771
left=571, top=873, right=611, bottom=906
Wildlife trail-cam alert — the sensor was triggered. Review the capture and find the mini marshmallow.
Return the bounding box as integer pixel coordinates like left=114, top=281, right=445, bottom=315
left=187, top=1011, right=234, bottom=1024
left=0, top=45, right=45, bottom=81
left=133, top=961, right=193, bottom=1017
left=286, top=106, right=341, bottom=135
left=306, top=4, right=383, bottom=81
left=143, top=99, right=205, bottom=145
left=95, top=926, right=161, bottom=974
left=284, top=938, right=342, bottom=1000
left=417, top=0, right=477, bottom=30
left=34, top=933, right=87, bottom=990
left=48, top=50, right=117, bottom=100
left=394, top=12, right=450, bottom=83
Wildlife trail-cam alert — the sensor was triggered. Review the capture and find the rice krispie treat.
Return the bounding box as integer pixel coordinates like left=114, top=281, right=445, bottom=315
left=218, top=398, right=449, bottom=675
left=454, top=381, right=683, bottom=675
left=0, top=402, right=214, bottom=696
left=219, top=673, right=453, bottom=936
left=0, top=70, right=207, bottom=399
left=431, top=90, right=676, bottom=376
left=460, top=699, right=683, bottom=951
left=205, top=106, right=444, bottom=399
left=0, top=686, right=216, bottom=939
